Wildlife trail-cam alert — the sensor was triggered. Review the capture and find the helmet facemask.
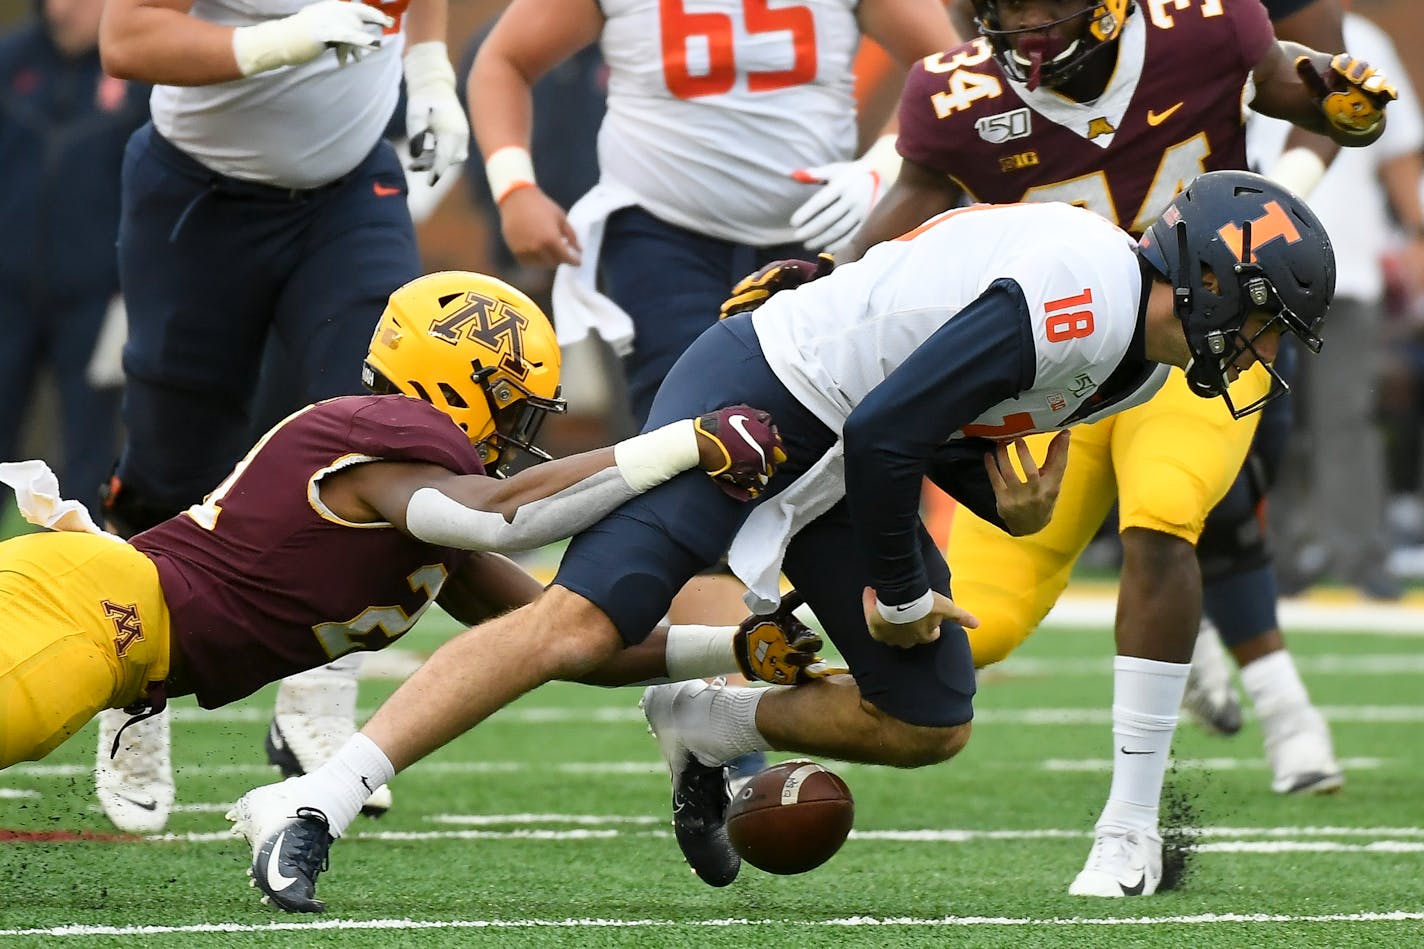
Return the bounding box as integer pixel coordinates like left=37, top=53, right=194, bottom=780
left=973, top=0, right=1131, bottom=91
left=472, top=364, right=566, bottom=477
left=1144, top=181, right=1333, bottom=420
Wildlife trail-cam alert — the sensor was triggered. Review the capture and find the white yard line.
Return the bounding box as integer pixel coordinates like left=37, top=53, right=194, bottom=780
left=4, top=912, right=1424, bottom=938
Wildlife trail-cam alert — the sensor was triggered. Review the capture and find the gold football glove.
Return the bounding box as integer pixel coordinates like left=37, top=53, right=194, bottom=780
left=1296, top=53, right=1398, bottom=138
left=733, top=590, right=848, bottom=685
left=720, top=253, right=835, bottom=320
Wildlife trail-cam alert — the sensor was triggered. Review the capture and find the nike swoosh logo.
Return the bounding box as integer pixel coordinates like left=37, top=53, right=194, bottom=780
left=372, top=182, right=403, bottom=197
left=1120, top=873, right=1146, bottom=896
left=726, top=415, right=767, bottom=469
left=1146, top=102, right=1183, bottom=126
left=1120, top=747, right=1153, bottom=755
left=265, top=831, right=300, bottom=891
left=118, top=794, right=158, bottom=811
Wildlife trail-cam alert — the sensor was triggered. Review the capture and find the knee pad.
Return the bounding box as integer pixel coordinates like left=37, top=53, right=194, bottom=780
left=1197, top=467, right=1270, bottom=582
left=1202, top=564, right=1279, bottom=646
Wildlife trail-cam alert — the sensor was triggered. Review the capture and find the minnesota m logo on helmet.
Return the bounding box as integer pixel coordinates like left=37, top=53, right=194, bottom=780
left=428, top=291, right=534, bottom=383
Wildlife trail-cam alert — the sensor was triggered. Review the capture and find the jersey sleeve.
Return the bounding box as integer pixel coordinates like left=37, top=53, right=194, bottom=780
left=843, top=279, right=1035, bottom=606
left=1232, top=0, right=1277, bottom=71
left=344, top=396, right=486, bottom=476
left=896, top=53, right=958, bottom=175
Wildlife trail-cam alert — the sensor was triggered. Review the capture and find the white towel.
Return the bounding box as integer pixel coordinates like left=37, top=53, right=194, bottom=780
left=550, top=182, right=642, bottom=357
left=0, top=460, right=121, bottom=539
left=728, top=444, right=846, bottom=614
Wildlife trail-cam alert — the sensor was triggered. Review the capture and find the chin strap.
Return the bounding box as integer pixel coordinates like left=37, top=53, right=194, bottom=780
left=108, top=682, right=168, bottom=760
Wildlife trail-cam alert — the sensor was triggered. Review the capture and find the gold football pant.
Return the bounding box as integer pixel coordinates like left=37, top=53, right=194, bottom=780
left=0, top=531, right=171, bottom=768
left=948, top=366, right=1268, bottom=667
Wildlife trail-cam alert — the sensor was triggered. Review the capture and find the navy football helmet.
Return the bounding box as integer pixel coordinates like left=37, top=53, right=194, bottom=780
left=971, top=0, right=1133, bottom=91
left=1138, top=170, right=1335, bottom=419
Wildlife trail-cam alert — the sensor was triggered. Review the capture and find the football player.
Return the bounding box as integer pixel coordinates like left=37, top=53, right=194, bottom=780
left=95, top=0, right=471, bottom=829
left=228, top=171, right=1335, bottom=913
left=792, top=0, right=1389, bottom=898
left=0, top=272, right=789, bottom=774
left=467, top=0, right=961, bottom=782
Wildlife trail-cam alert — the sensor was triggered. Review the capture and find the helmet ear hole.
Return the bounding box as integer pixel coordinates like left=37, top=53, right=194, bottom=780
left=437, top=382, right=469, bottom=409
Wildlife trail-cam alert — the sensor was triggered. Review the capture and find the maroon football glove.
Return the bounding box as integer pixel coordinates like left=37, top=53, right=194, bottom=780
left=694, top=404, right=787, bottom=501
left=733, top=590, right=848, bottom=685
left=719, top=253, right=836, bottom=319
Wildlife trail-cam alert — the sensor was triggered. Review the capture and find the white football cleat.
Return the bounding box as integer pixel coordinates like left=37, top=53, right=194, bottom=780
left=267, top=666, right=392, bottom=816
left=1068, top=827, right=1163, bottom=897
left=1261, top=705, right=1344, bottom=795
left=227, top=778, right=333, bottom=913
left=1181, top=622, right=1243, bottom=737
left=96, top=707, right=175, bottom=834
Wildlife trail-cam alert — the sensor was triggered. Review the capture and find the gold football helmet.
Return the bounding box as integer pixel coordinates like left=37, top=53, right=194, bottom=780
left=972, top=0, right=1133, bottom=89
left=363, top=271, right=566, bottom=473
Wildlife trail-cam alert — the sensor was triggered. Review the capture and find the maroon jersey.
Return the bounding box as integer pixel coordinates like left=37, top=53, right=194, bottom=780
left=132, top=396, right=484, bottom=708
left=897, top=0, right=1275, bottom=237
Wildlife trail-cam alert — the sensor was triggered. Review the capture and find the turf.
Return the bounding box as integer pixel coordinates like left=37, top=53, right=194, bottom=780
left=2, top=600, right=1423, bottom=946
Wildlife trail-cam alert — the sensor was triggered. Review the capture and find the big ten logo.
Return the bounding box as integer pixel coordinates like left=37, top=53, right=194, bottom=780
left=1044, top=288, right=1095, bottom=343
left=999, top=151, right=1039, bottom=173
left=103, top=600, right=145, bottom=657
left=429, top=291, right=531, bottom=380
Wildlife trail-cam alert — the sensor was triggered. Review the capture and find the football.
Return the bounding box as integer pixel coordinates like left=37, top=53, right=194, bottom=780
left=724, top=759, right=854, bottom=874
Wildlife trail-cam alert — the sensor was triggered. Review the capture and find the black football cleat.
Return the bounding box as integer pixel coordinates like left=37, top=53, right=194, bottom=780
left=642, top=682, right=741, bottom=887
left=227, top=782, right=334, bottom=913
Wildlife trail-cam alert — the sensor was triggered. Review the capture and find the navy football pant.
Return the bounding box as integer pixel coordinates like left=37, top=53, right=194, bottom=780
left=0, top=289, right=120, bottom=519
left=596, top=206, right=806, bottom=427
left=114, top=124, right=420, bottom=511
left=1199, top=341, right=1298, bottom=646
left=555, top=317, right=977, bottom=727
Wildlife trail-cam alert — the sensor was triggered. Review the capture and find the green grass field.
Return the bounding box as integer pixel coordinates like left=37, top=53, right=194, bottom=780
left=2, top=595, right=1423, bottom=947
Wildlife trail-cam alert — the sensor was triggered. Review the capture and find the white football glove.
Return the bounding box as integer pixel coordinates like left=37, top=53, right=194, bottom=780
left=231, top=0, right=392, bottom=77
left=404, top=41, right=469, bottom=185
left=789, top=135, right=902, bottom=255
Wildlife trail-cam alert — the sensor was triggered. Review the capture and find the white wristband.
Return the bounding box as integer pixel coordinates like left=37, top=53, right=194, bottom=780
left=485, top=146, right=536, bottom=205
left=232, top=20, right=313, bottom=77
left=862, top=133, right=902, bottom=189
left=614, top=419, right=701, bottom=493
left=1265, top=147, right=1327, bottom=200
left=875, top=589, right=935, bottom=625
left=403, top=40, right=454, bottom=89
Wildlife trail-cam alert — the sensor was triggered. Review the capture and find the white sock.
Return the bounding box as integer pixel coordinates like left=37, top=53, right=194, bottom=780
left=1097, top=655, right=1190, bottom=833
left=1239, top=649, right=1311, bottom=720
left=292, top=733, right=395, bottom=837
left=685, top=684, right=773, bottom=764
left=664, top=625, right=739, bottom=682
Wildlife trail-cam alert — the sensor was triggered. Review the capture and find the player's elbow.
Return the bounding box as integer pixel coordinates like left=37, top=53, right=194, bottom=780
left=98, top=23, right=148, bottom=81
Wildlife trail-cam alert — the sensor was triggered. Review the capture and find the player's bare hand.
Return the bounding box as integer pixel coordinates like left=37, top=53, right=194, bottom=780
left=720, top=254, right=835, bottom=319
left=862, top=587, right=978, bottom=649
left=986, top=430, right=1069, bottom=536
left=499, top=187, right=581, bottom=268
left=694, top=405, right=787, bottom=501
left=733, top=590, right=848, bottom=684
left=1296, top=53, right=1397, bottom=138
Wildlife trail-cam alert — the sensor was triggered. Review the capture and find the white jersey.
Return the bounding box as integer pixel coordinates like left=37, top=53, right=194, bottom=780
left=752, top=202, right=1170, bottom=437
left=150, top=0, right=406, bottom=189
left=596, top=0, right=860, bottom=245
